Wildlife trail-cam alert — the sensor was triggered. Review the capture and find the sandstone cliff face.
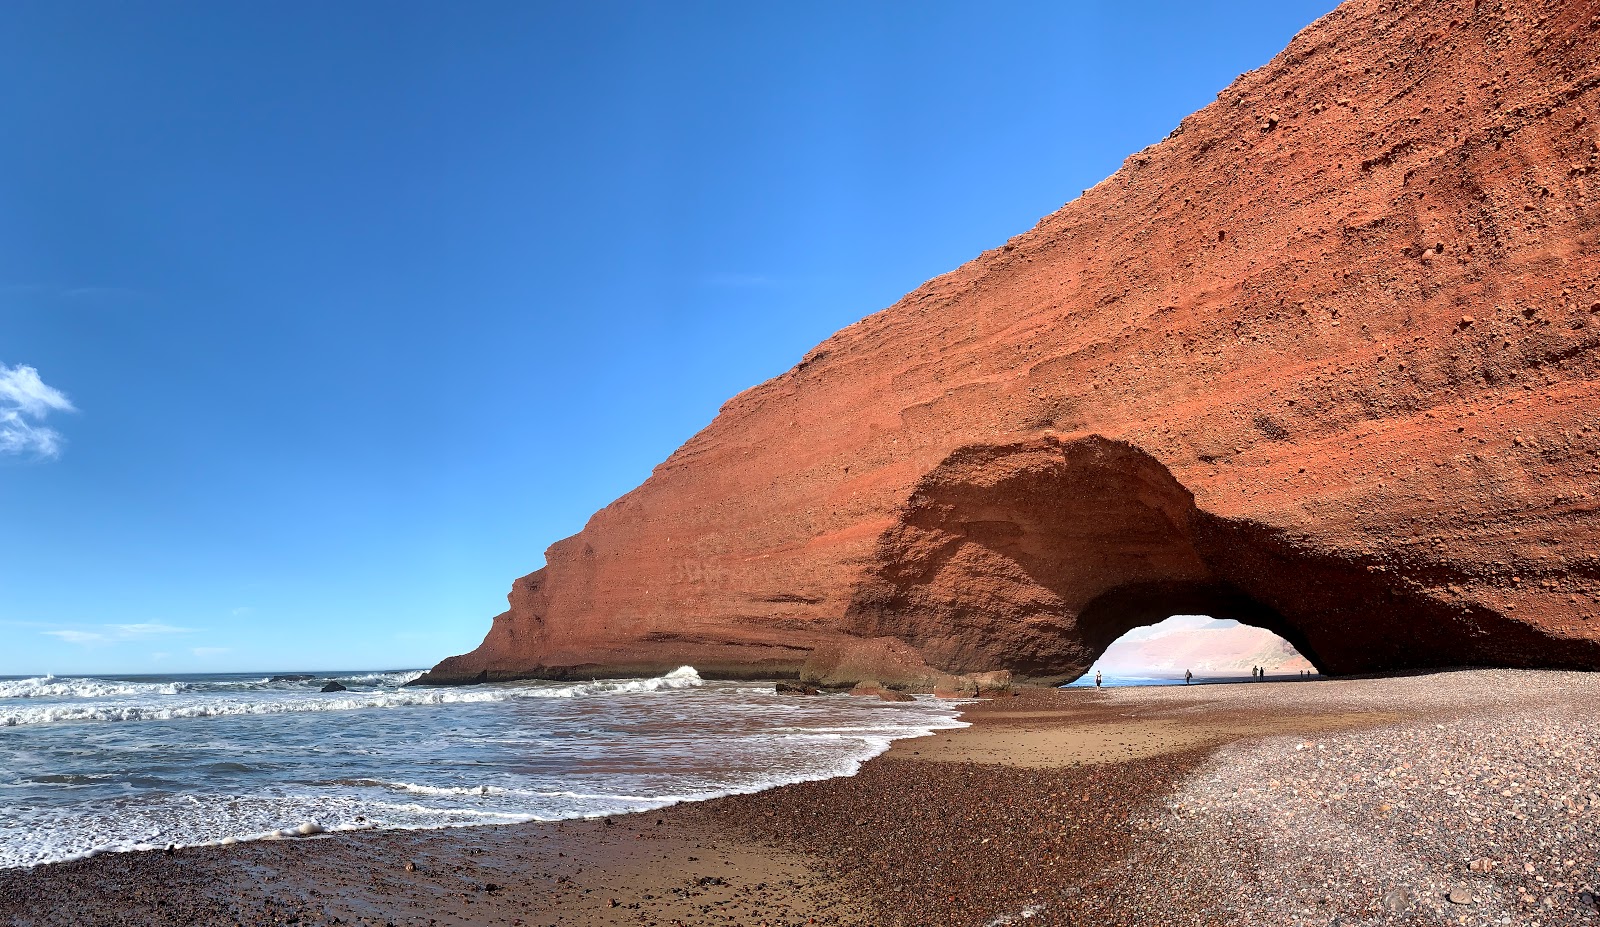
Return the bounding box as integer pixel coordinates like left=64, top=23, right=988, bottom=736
left=420, top=0, right=1600, bottom=687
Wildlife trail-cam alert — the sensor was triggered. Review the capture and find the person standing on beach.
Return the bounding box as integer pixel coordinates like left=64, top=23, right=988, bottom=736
left=1185, top=669, right=1192, bottom=685
left=1095, top=670, right=1102, bottom=688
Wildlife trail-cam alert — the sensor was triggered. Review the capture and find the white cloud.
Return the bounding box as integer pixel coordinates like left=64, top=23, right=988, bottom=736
left=41, top=623, right=195, bottom=646
left=109, top=623, right=194, bottom=637
left=0, top=364, right=75, bottom=459
left=0, top=365, right=73, bottom=417
left=43, top=629, right=111, bottom=645
left=0, top=410, right=64, bottom=458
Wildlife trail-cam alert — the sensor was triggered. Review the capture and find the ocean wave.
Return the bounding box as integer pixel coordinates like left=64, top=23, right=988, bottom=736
left=515, top=665, right=704, bottom=699
left=331, top=670, right=424, bottom=687
left=357, top=780, right=514, bottom=798
left=0, top=667, right=706, bottom=727
left=348, top=779, right=666, bottom=803
left=0, top=676, right=186, bottom=700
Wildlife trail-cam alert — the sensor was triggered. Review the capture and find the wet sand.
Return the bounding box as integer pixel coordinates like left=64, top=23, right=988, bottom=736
left=3, top=670, right=1597, bottom=926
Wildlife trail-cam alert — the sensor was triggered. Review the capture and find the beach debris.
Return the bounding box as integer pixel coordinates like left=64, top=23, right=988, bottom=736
left=933, top=670, right=1015, bottom=699
left=848, top=680, right=915, bottom=702
left=1380, top=886, right=1414, bottom=913
left=404, top=861, right=417, bottom=873
left=985, top=902, right=1045, bottom=925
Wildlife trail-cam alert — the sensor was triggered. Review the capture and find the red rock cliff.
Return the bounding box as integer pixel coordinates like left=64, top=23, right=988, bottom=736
left=419, top=0, right=1600, bottom=687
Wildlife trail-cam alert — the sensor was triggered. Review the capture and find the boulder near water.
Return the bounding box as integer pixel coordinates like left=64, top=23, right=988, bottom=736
left=419, top=0, right=1600, bottom=689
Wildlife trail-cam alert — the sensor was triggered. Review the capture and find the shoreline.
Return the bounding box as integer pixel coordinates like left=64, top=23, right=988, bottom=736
left=3, top=669, right=1598, bottom=926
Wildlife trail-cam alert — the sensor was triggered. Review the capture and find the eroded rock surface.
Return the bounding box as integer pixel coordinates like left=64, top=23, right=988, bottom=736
left=420, top=0, right=1600, bottom=688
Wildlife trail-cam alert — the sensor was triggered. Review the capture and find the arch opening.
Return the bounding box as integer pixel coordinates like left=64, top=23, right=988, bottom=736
left=1069, top=613, right=1317, bottom=686
left=1067, top=580, right=1325, bottom=683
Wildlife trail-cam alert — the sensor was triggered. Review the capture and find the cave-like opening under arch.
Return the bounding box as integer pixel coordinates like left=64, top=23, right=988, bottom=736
left=1070, top=612, right=1318, bottom=685
left=1068, top=584, right=1324, bottom=682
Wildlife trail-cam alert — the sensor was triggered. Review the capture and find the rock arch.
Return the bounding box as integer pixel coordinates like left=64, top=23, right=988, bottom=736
left=843, top=435, right=1600, bottom=684
left=418, top=0, right=1600, bottom=690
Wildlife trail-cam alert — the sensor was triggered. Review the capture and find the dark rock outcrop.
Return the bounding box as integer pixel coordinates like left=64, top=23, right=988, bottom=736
left=320, top=681, right=347, bottom=693
left=420, top=0, right=1600, bottom=689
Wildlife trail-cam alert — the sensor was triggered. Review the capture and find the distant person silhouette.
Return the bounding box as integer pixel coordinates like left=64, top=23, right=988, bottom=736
left=1095, top=671, right=1102, bottom=688
left=1184, top=669, right=1192, bottom=685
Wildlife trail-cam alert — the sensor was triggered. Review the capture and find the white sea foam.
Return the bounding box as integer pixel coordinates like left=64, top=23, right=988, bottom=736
left=365, top=780, right=516, bottom=798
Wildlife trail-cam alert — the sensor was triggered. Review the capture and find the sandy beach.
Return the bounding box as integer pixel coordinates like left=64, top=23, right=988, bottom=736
left=4, top=669, right=1598, bottom=927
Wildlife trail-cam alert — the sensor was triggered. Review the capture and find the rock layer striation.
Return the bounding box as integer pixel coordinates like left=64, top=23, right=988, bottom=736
left=420, top=0, right=1600, bottom=687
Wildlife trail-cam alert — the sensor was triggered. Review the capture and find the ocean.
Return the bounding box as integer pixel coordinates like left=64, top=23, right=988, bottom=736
left=0, top=668, right=966, bottom=870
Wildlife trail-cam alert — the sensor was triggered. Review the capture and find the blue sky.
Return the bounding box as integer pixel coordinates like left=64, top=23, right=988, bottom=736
left=0, top=0, right=1337, bottom=675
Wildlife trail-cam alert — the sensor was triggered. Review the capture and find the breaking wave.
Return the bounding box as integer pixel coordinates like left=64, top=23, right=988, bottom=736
left=331, top=671, right=425, bottom=686
left=0, top=676, right=187, bottom=700
left=0, top=667, right=705, bottom=728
